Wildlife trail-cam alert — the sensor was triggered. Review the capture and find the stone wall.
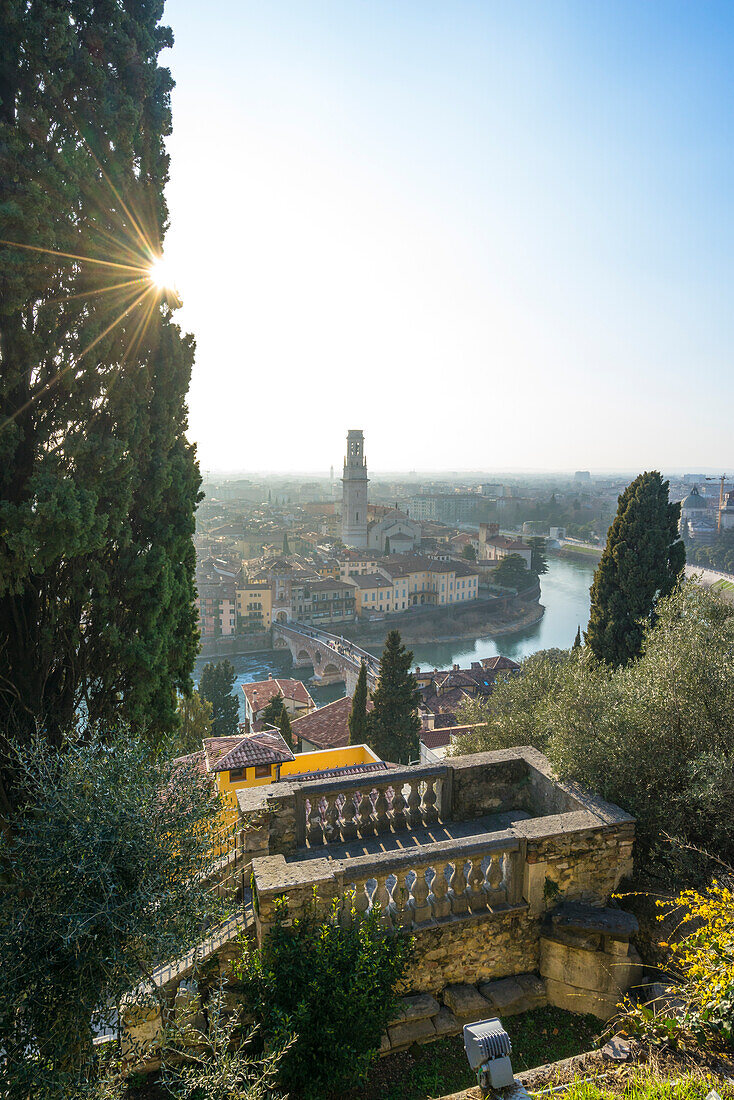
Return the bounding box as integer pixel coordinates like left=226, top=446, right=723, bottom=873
left=448, top=752, right=530, bottom=820
left=409, top=908, right=539, bottom=995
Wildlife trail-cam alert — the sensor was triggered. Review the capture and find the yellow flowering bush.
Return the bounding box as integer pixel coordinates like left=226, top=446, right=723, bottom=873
left=656, top=876, right=734, bottom=1045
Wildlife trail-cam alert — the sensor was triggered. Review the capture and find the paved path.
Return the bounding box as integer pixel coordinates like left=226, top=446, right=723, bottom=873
left=292, top=810, right=530, bottom=862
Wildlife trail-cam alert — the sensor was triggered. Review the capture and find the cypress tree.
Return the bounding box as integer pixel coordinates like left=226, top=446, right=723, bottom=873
left=0, top=0, right=199, bottom=806
left=278, top=706, right=295, bottom=752
left=366, top=630, right=421, bottom=764
left=586, top=471, right=685, bottom=665
left=572, top=625, right=582, bottom=650
left=283, top=533, right=290, bottom=555
left=199, top=661, right=240, bottom=737
left=260, top=692, right=285, bottom=727
left=348, top=662, right=369, bottom=745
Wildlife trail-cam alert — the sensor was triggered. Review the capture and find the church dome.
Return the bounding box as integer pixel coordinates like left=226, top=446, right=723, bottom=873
left=681, top=486, right=707, bottom=511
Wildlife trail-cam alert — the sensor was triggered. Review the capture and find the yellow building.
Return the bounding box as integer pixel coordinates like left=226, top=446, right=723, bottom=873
left=202, top=732, right=382, bottom=806
left=346, top=557, right=479, bottom=615
left=235, top=581, right=272, bottom=632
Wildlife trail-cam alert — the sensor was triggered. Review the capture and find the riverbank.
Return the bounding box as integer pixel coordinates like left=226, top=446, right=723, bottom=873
left=332, top=589, right=543, bottom=649
left=551, top=544, right=603, bottom=564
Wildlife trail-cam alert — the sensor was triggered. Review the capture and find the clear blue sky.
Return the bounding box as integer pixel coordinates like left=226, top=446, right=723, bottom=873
left=162, top=2, right=733, bottom=473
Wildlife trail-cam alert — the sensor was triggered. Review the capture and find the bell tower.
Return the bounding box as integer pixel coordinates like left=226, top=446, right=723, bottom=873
left=341, top=429, right=369, bottom=548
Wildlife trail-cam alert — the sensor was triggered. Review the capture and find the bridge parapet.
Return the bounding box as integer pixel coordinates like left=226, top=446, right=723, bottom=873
left=272, top=621, right=379, bottom=694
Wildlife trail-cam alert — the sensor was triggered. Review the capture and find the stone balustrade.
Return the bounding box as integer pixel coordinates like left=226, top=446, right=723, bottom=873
left=341, top=832, right=524, bottom=930
left=252, top=828, right=527, bottom=939
left=294, top=764, right=449, bottom=847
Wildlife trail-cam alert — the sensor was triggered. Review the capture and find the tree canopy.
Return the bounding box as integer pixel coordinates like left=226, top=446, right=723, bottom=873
left=0, top=0, right=200, bottom=809
left=493, top=553, right=530, bottom=589
left=0, top=732, right=226, bottom=1098
left=452, top=584, right=734, bottom=882
left=528, top=536, right=549, bottom=575
left=278, top=706, right=294, bottom=751
left=586, top=471, right=685, bottom=665
left=172, top=689, right=213, bottom=756
left=260, top=691, right=285, bottom=727
left=366, top=630, right=421, bottom=764
left=199, top=660, right=240, bottom=737
left=348, top=662, right=369, bottom=745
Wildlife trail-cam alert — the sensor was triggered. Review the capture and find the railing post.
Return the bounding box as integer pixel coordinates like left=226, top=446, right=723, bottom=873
left=294, top=788, right=306, bottom=848
left=440, top=765, right=454, bottom=822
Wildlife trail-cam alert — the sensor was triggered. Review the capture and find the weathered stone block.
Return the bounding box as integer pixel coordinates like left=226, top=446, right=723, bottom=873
left=443, top=984, right=492, bottom=1020
left=515, top=972, right=547, bottom=1006
left=433, top=1006, right=462, bottom=1036
left=540, top=937, right=643, bottom=997
left=544, top=977, right=620, bottom=1021
left=387, top=1016, right=436, bottom=1048
left=479, top=973, right=546, bottom=1015
left=401, top=993, right=441, bottom=1021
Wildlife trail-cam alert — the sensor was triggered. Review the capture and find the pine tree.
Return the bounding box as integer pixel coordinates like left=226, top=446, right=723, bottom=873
left=586, top=471, right=685, bottom=665
left=0, top=1, right=199, bottom=807
left=260, top=692, right=285, bottom=726
left=572, top=625, right=582, bottom=650
left=199, top=661, right=240, bottom=737
left=366, top=631, right=421, bottom=764
left=348, top=662, right=369, bottom=745
left=278, top=706, right=295, bottom=752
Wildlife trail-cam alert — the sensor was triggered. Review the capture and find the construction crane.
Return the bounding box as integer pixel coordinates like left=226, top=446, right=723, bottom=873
left=704, top=474, right=729, bottom=532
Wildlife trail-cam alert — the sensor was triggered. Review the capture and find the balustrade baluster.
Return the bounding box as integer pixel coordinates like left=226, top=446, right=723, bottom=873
left=407, top=781, right=423, bottom=830
left=341, top=791, right=358, bottom=840
left=409, top=866, right=432, bottom=924
left=394, top=873, right=413, bottom=928
left=358, top=789, right=376, bottom=836
left=353, top=879, right=370, bottom=918
left=449, top=860, right=469, bottom=915
left=374, top=786, right=390, bottom=834
left=391, top=784, right=408, bottom=831
left=374, top=876, right=393, bottom=928
left=429, top=863, right=451, bottom=920
left=324, top=795, right=341, bottom=843
left=423, top=777, right=439, bottom=825
left=307, top=799, right=324, bottom=846
left=485, top=852, right=508, bottom=908
left=468, top=856, right=486, bottom=911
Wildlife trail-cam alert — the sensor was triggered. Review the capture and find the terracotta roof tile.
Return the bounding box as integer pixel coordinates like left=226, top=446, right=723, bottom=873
left=242, top=678, right=315, bottom=712
left=290, top=695, right=374, bottom=750
left=208, top=730, right=295, bottom=772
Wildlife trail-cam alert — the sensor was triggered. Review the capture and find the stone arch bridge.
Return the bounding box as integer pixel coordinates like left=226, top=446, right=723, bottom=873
left=272, top=622, right=379, bottom=696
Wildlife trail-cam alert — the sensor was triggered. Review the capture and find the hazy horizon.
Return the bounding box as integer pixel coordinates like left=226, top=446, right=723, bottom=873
left=163, top=2, right=733, bottom=473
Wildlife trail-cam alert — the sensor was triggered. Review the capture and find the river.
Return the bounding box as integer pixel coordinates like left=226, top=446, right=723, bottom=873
left=195, top=555, right=597, bottom=717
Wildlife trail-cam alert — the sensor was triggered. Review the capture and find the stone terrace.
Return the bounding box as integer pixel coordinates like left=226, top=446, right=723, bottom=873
left=240, top=747, right=636, bottom=999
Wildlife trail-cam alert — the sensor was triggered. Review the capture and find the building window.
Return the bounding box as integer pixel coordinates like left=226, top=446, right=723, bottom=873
left=254, top=764, right=270, bottom=779
left=229, top=768, right=245, bottom=780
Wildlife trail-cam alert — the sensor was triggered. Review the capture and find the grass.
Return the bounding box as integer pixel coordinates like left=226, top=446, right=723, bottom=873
left=711, top=578, right=734, bottom=592
left=562, top=1068, right=734, bottom=1100
left=359, top=1006, right=600, bottom=1100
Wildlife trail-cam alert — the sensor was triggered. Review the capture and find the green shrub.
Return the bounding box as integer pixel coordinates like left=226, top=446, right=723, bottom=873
left=452, top=584, right=734, bottom=883
left=235, top=893, right=413, bottom=1099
